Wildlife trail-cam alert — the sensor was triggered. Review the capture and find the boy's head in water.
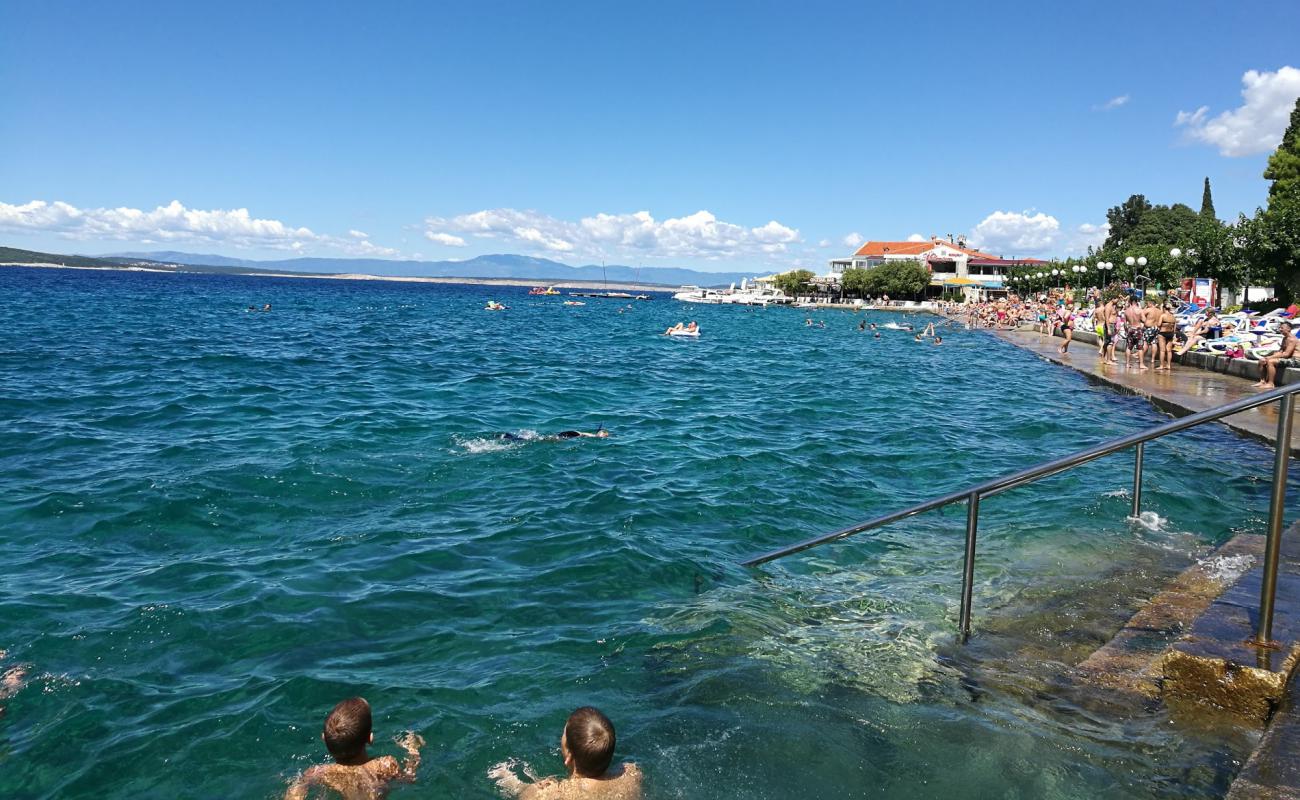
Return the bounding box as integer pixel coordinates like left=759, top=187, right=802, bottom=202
left=324, top=697, right=374, bottom=763
left=562, top=707, right=616, bottom=778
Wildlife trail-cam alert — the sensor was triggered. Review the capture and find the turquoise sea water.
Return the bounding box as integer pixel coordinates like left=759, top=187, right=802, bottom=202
left=0, top=267, right=1288, bottom=798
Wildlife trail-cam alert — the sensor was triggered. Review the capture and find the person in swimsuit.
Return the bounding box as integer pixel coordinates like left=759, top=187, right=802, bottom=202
left=1057, top=303, right=1075, bottom=354
left=500, top=428, right=610, bottom=442
left=1256, top=321, right=1298, bottom=389
left=1124, top=299, right=1146, bottom=369
left=1101, top=299, right=1119, bottom=364
left=1157, top=304, right=1178, bottom=371
left=1142, top=298, right=1162, bottom=370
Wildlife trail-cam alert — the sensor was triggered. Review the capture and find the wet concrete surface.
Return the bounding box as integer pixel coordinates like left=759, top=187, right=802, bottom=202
left=995, top=329, right=1300, bottom=455
left=1074, top=533, right=1266, bottom=700
left=1228, top=680, right=1300, bottom=798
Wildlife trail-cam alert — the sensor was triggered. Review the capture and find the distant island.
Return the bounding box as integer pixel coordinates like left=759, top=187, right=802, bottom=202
left=0, top=246, right=754, bottom=290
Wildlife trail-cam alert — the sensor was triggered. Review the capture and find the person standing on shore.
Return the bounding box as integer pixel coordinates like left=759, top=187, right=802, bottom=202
left=1124, top=299, right=1147, bottom=370
left=1057, top=302, right=1075, bottom=354
left=1157, top=303, right=1178, bottom=371
left=1142, top=298, right=1162, bottom=370
left=1100, top=298, right=1119, bottom=365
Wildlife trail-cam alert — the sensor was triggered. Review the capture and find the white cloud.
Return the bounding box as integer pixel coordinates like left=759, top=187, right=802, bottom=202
left=1095, top=94, right=1130, bottom=111
left=906, top=233, right=926, bottom=242
left=0, top=198, right=401, bottom=257
left=1069, top=222, right=1110, bottom=253
left=423, top=207, right=801, bottom=261
left=348, top=229, right=369, bottom=239
left=1175, top=66, right=1300, bottom=156
left=968, top=210, right=1061, bottom=256
left=817, top=238, right=831, bottom=248
left=842, top=232, right=863, bottom=248
left=424, top=231, right=467, bottom=247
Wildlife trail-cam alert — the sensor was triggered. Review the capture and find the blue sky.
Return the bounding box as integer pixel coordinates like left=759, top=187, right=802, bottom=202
left=2, top=0, right=1299, bottom=271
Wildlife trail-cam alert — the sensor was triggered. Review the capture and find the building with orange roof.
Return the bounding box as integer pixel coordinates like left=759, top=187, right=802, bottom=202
left=827, top=235, right=1049, bottom=299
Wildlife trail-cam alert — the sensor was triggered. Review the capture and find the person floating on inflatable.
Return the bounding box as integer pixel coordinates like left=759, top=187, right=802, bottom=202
left=485, top=300, right=507, bottom=311
left=664, top=321, right=699, bottom=336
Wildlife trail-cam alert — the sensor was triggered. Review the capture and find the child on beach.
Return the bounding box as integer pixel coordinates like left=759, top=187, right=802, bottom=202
left=488, top=707, right=642, bottom=799
left=284, top=697, right=424, bottom=800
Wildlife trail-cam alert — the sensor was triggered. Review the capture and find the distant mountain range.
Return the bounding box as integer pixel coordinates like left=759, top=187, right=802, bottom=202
left=103, top=250, right=757, bottom=287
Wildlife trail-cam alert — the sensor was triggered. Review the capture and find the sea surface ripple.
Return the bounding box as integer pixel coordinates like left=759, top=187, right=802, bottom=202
left=0, top=267, right=1284, bottom=798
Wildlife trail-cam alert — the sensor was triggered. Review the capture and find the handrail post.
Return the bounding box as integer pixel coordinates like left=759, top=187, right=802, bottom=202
left=959, top=491, right=980, bottom=643
left=1132, top=442, right=1144, bottom=518
left=1257, top=393, right=1294, bottom=646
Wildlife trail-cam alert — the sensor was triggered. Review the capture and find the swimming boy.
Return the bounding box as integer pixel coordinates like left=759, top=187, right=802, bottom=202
left=0, top=650, right=27, bottom=718
left=284, top=697, right=424, bottom=800
left=489, top=707, right=642, bottom=799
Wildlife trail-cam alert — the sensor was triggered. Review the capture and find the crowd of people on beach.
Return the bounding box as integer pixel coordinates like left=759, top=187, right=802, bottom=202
left=284, top=699, right=640, bottom=799
left=945, top=289, right=1300, bottom=390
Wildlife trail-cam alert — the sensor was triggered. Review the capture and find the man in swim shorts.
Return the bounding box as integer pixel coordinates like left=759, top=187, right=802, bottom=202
left=1142, top=298, right=1162, bottom=369
left=1123, top=298, right=1146, bottom=370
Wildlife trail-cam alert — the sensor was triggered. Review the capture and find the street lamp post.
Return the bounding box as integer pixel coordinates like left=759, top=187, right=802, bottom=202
left=1125, top=256, right=1149, bottom=298
left=1096, top=261, right=1114, bottom=294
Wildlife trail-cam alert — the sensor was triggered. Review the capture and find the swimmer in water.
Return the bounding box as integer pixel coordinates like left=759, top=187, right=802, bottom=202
left=284, top=697, right=423, bottom=800
left=499, top=428, right=610, bottom=442
left=0, top=650, right=27, bottom=719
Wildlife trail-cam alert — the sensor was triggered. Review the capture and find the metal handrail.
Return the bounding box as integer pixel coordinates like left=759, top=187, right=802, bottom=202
left=742, top=380, right=1300, bottom=645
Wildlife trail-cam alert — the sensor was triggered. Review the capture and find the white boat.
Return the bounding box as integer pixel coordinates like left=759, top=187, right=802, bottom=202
left=673, top=285, right=728, bottom=304
left=673, top=278, right=790, bottom=306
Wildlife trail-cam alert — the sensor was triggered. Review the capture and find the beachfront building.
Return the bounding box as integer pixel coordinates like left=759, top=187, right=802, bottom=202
left=828, top=236, right=1049, bottom=300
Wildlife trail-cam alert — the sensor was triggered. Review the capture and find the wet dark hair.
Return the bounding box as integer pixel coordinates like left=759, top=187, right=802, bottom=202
left=324, top=697, right=372, bottom=761
left=565, top=706, right=615, bottom=777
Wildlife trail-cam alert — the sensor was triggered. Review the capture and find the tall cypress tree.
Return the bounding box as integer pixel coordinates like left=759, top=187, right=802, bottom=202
left=1200, top=177, right=1216, bottom=220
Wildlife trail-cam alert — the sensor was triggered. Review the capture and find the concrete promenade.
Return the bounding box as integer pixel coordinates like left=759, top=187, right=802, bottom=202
left=994, top=328, right=1300, bottom=455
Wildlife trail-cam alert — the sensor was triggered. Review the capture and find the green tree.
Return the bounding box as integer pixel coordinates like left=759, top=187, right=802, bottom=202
left=1259, top=96, right=1300, bottom=301
left=774, top=269, right=815, bottom=299
left=871, top=259, right=930, bottom=298
left=1264, top=96, right=1300, bottom=201
left=1104, top=194, right=1152, bottom=250
left=1200, top=177, right=1216, bottom=221
left=840, top=267, right=870, bottom=297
